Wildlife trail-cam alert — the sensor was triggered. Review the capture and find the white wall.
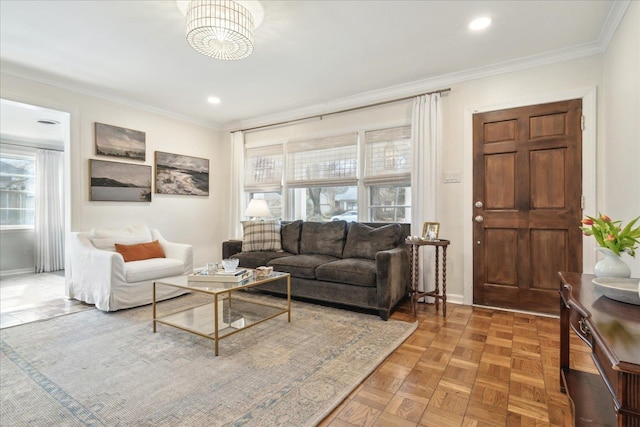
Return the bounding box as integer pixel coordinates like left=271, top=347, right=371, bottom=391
left=0, top=73, right=230, bottom=269
left=602, top=1, right=640, bottom=277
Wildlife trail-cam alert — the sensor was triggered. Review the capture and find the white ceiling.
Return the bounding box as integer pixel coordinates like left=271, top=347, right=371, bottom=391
left=0, top=0, right=626, bottom=133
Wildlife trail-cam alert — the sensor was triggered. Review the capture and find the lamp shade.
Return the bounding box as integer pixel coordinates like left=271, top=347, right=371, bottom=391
left=245, top=199, right=271, bottom=218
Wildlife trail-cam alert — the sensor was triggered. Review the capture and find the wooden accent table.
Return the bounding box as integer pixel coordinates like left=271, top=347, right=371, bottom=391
left=559, top=271, right=640, bottom=426
left=406, top=238, right=450, bottom=317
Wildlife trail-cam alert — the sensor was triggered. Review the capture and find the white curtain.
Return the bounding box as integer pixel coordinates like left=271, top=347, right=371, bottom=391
left=410, top=93, right=442, bottom=292
left=228, top=131, right=246, bottom=239
left=35, top=149, right=64, bottom=273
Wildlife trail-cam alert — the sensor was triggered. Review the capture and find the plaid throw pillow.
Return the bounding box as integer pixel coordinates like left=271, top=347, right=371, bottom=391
left=241, top=220, right=282, bottom=252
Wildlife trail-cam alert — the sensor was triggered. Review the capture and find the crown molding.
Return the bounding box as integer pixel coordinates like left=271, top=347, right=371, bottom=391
left=0, top=62, right=222, bottom=131
left=223, top=1, right=631, bottom=133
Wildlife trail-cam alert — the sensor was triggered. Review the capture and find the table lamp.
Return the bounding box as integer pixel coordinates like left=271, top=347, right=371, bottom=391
left=245, top=198, right=272, bottom=220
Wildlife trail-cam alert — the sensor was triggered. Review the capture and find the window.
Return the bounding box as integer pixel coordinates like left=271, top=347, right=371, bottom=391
left=245, top=145, right=283, bottom=218
left=0, top=152, right=36, bottom=228
left=242, top=126, right=413, bottom=223
left=370, top=185, right=411, bottom=222
left=364, top=125, right=411, bottom=223
left=286, top=133, right=358, bottom=221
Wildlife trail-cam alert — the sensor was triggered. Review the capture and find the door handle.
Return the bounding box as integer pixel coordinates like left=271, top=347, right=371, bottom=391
left=475, top=215, right=484, bottom=223
left=475, top=201, right=483, bottom=208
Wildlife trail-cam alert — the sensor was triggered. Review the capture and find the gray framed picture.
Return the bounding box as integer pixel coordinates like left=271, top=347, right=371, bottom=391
left=155, top=151, right=209, bottom=196
left=90, top=159, right=152, bottom=202
left=95, top=122, right=146, bottom=161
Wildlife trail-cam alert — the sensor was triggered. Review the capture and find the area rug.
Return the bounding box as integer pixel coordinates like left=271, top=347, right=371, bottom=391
left=0, top=293, right=416, bottom=426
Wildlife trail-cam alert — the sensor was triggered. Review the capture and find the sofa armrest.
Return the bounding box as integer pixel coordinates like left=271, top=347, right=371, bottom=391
left=69, top=232, right=127, bottom=310
left=151, top=229, right=193, bottom=274
left=375, top=246, right=410, bottom=320
left=223, top=240, right=243, bottom=259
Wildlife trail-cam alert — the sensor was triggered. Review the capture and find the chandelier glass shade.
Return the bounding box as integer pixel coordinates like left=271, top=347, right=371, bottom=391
left=186, top=0, right=255, bottom=60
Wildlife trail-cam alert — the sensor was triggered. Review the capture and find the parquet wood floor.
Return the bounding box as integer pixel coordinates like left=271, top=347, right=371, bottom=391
left=319, top=300, right=598, bottom=427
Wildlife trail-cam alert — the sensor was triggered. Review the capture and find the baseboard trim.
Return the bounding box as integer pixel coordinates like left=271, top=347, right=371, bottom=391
left=0, top=268, right=36, bottom=278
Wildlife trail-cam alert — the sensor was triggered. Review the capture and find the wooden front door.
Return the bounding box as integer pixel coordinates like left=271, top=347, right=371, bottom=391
left=473, top=99, right=583, bottom=315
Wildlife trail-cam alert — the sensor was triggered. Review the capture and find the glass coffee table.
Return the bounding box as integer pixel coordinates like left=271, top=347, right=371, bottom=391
left=153, top=271, right=291, bottom=355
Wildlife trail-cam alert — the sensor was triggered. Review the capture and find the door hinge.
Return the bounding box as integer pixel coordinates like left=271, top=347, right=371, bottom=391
left=581, top=195, right=585, bottom=209
left=581, top=115, right=585, bottom=131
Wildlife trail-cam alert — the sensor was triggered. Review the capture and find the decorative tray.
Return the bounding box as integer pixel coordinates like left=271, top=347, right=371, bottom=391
left=592, top=277, right=640, bottom=306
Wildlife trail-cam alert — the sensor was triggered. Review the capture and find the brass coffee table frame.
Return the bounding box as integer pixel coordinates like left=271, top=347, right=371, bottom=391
left=153, top=272, right=291, bottom=356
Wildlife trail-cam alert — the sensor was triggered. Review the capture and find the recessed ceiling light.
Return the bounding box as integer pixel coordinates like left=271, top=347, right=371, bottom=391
left=207, top=96, right=221, bottom=105
left=469, top=16, right=492, bottom=31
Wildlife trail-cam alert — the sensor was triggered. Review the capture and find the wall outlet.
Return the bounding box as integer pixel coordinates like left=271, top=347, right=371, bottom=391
left=443, top=170, right=461, bottom=183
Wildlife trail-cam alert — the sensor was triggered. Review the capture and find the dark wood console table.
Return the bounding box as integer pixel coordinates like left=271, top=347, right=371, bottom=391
left=406, top=238, right=450, bottom=317
left=559, top=271, right=640, bottom=427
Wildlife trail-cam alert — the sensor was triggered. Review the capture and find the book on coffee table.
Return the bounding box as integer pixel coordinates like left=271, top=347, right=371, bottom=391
left=189, top=269, right=253, bottom=283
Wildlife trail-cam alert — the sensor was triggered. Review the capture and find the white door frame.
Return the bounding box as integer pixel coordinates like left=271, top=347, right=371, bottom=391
left=462, top=87, right=597, bottom=305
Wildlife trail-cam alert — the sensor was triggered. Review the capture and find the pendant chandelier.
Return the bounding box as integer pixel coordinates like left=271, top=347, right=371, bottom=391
left=185, top=0, right=256, bottom=61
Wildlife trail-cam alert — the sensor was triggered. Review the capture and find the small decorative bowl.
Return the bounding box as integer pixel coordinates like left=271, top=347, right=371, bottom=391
left=221, top=258, right=240, bottom=272
left=256, top=266, right=273, bottom=277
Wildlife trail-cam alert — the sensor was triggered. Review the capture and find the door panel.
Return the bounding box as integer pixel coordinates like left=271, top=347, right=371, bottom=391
left=473, top=99, right=582, bottom=315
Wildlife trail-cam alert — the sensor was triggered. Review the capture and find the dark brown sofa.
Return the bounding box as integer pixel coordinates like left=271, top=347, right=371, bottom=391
left=222, top=221, right=411, bottom=320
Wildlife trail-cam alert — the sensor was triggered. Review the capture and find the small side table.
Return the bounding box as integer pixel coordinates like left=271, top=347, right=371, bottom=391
left=405, top=238, right=450, bottom=317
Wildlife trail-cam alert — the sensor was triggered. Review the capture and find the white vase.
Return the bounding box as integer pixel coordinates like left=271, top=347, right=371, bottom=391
left=593, top=247, right=631, bottom=278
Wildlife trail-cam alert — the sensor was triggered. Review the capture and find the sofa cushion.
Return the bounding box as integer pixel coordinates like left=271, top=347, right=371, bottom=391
left=281, top=220, right=303, bottom=254
left=300, top=221, right=347, bottom=258
left=342, top=222, right=402, bottom=260
left=268, top=254, right=338, bottom=279
left=90, top=225, right=152, bottom=251
left=115, top=240, right=165, bottom=262
left=233, top=251, right=293, bottom=269
left=241, top=220, right=282, bottom=252
left=316, top=258, right=377, bottom=287
left=125, top=258, right=184, bottom=283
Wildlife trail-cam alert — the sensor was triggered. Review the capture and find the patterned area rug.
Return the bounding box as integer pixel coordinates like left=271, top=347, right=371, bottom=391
left=1, top=293, right=416, bottom=426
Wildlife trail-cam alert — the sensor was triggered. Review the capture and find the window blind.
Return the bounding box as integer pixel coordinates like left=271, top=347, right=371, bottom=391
left=244, top=144, right=283, bottom=191
left=363, top=125, right=411, bottom=186
left=286, top=133, right=358, bottom=188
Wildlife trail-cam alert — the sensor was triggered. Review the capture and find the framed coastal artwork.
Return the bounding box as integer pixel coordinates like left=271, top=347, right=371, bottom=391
left=95, top=122, right=146, bottom=161
left=90, top=159, right=152, bottom=202
left=155, top=151, right=209, bottom=196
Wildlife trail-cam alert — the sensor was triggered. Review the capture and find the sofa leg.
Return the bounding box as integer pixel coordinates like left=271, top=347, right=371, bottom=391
left=379, top=309, right=389, bottom=321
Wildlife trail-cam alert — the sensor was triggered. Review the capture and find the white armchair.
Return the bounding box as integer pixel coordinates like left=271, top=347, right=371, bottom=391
left=68, top=225, right=193, bottom=311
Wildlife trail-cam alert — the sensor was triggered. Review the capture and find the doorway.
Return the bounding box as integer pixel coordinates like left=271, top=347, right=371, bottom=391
left=472, top=99, right=583, bottom=315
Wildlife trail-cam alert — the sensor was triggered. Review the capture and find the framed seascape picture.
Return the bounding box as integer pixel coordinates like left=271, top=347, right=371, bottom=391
left=90, top=159, right=152, bottom=202
left=95, top=122, right=146, bottom=161
left=155, top=151, right=209, bottom=196
left=422, top=222, right=440, bottom=240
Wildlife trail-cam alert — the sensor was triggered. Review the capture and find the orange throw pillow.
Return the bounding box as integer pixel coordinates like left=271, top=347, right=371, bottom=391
left=115, top=240, right=165, bottom=262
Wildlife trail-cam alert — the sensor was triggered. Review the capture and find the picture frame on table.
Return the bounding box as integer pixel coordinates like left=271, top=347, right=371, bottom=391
left=155, top=151, right=209, bottom=196
left=89, top=159, right=152, bottom=202
left=95, top=122, right=146, bottom=161
left=422, top=222, right=440, bottom=241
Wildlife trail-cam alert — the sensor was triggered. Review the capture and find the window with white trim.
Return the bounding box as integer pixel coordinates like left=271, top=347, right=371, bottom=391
left=0, top=151, right=36, bottom=228
left=244, top=145, right=283, bottom=219
left=286, top=133, right=358, bottom=221
left=364, top=125, right=412, bottom=223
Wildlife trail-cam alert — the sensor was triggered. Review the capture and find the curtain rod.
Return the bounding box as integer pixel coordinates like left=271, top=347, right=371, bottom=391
left=234, top=87, right=451, bottom=134
left=0, top=141, right=64, bottom=152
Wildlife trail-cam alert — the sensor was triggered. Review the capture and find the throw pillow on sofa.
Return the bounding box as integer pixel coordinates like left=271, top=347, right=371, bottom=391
left=115, top=240, right=166, bottom=262
left=300, top=221, right=347, bottom=258
left=281, top=220, right=303, bottom=254
left=90, top=225, right=153, bottom=251
left=241, top=220, right=282, bottom=252
left=342, top=222, right=402, bottom=259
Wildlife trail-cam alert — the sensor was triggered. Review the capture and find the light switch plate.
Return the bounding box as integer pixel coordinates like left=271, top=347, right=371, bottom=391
left=443, top=170, right=461, bottom=183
